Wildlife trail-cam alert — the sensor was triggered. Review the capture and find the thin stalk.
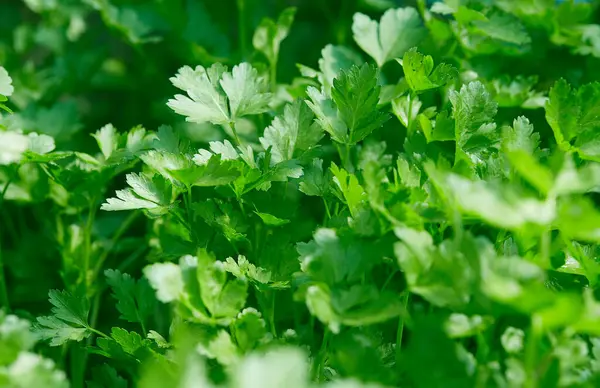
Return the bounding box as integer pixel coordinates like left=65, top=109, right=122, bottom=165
left=184, top=186, right=196, bottom=243
left=116, top=246, right=148, bottom=273
left=229, top=121, right=242, bottom=146
left=322, top=198, right=332, bottom=221
left=344, top=144, right=351, bottom=171
left=525, top=322, right=540, bottom=388
left=335, top=143, right=352, bottom=172
left=269, top=291, right=277, bottom=337
left=88, top=327, right=110, bottom=339
left=270, top=58, right=278, bottom=92
left=406, top=91, right=416, bottom=133
left=236, top=0, right=248, bottom=60
left=70, top=320, right=110, bottom=388
left=171, top=209, right=190, bottom=231
left=312, top=329, right=331, bottom=382
left=93, top=210, right=140, bottom=278
left=395, top=291, right=410, bottom=367
left=83, top=200, right=98, bottom=291
left=381, top=269, right=398, bottom=291
left=0, top=241, right=9, bottom=312
left=89, top=293, right=102, bottom=334
left=237, top=198, right=247, bottom=218
left=0, top=173, right=15, bottom=311
left=0, top=174, right=13, bottom=207
left=539, top=230, right=551, bottom=268
left=70, top=344, right=86, bottom=388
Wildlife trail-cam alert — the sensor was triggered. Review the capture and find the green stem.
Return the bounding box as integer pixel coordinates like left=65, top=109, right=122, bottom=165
left=322, top=198, right=332, bottom=221
left=237, top=0, right=247, bottom=60
left=70, top=344, right=86, bottom=388
left=93, top=210, right=140, bottom=279
left=525, top=321, right=540, bottom=388
left=406, top=91, right=415, bottom=133
left=270, top=58, right=278, bottom=92
left=0, top=172, right=15, bottom=311
left=184, top=186, right=196, bottom=243
left=269, top=291, right=277, bottom=337
left=395, top=291, right=410, bottom=367
left=381, top=269, right=398, bottom=291
left=229, top=121, right=242, bottom=146
left=335, top=143, right=352, bottom=172
left=312, top=329, right=331, bottom=382
left=88, top=327, right=110, bottom=339
left=540, top=230, right=551, bottom=268
left=0, top=240, right=9, bottom=312
left=83, top=200, right=98, bottom=292
left=171, top=209, right=190, bottom=231
left=116, top=246, right=147, bottom=273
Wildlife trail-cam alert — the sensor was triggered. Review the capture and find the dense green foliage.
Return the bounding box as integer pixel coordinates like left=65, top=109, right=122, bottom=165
left=2, top=0, right=600, bottom=387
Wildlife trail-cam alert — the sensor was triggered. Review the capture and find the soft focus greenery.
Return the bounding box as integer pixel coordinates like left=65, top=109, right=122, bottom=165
left=2, top=0, right=600, bottom=387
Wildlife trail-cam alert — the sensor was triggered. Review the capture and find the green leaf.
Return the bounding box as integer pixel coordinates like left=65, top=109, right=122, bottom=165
left=556, top=158, right=600, bottom=197
left=472, top=12, right=531, bottom=45
left=105, top=269, right=155, bottom=328
left=232, top=347, right=309, bottom=388
left=193, top=199, right=249, bottom=243
left=223, top=255, right=282, bottom=288
left=501, top=327, right=525, bottom=354
left=444, top=314, right=492, bottom=339
left=330, top=163, right=366, bottom=218
left=424, top=110, right=455, bottom=142
left=545, top=79, right=600, bottom=160
left=352, top=7, right=426, bottom=67
left=331, top=64, right=390, bottom=144
left=391, top=94, right=421, bottom=128
left=490, top=75, right=541, bottom=108
left=254, top=211, right=290, bottom=226
left=168, top=154, right=241, bottom=188
left=101, top=173, right=173, bottom=215
left=298, top=229, right=378, bottom=285
left=0, top=131, right=29, bottom=165
left=109, top=327, right=151, bottom=356
left=502, top=116, right=540, bottom=154
left=92, top=124, right=119, bottom=160
left=299, top=158, right=330, bottom=197
left=558, top=197, right=600, bottom=243
left=317, top=44, right=364, bottom=93
left=231, top=308, right=268, bottom=352
left=305, top=86, right=348, bottom=144
left=0, top=312, right=36, bottom=365
left=194, top=140, right=239, bottom=164
left=394, top=227, right=475, bottom=308
left=253, top=7, right=296, bottom=65
left=400, top=48, right=458, bottom=93
left=506, top=150, right=554, bottom=195
left=259, top=100, right=323, bottom=163
left=26, top=133, right=55, bottom=155
left=426, top=163, right=554, bottom=230
left=143, top=262, right=184, bottom=303
left=45, top=289, right=89, bottom=327
left=449, top=81, right=498, bottom=149
left=2, top=352, right=69, bottom=388
left=197, top=330, right=240, bottom=366
left=34, top=289, right=92, bottom=346
left=196, top=250, right=248, bottom=320
left=167, top=63, right=230, bottom=125
left=0, top=66, right=14, bottom=97
left=168, top=62, right=271, bottom=125
left=307, top=64, right=389, bottom=146
left=220, top=63, right=272, bottom=118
